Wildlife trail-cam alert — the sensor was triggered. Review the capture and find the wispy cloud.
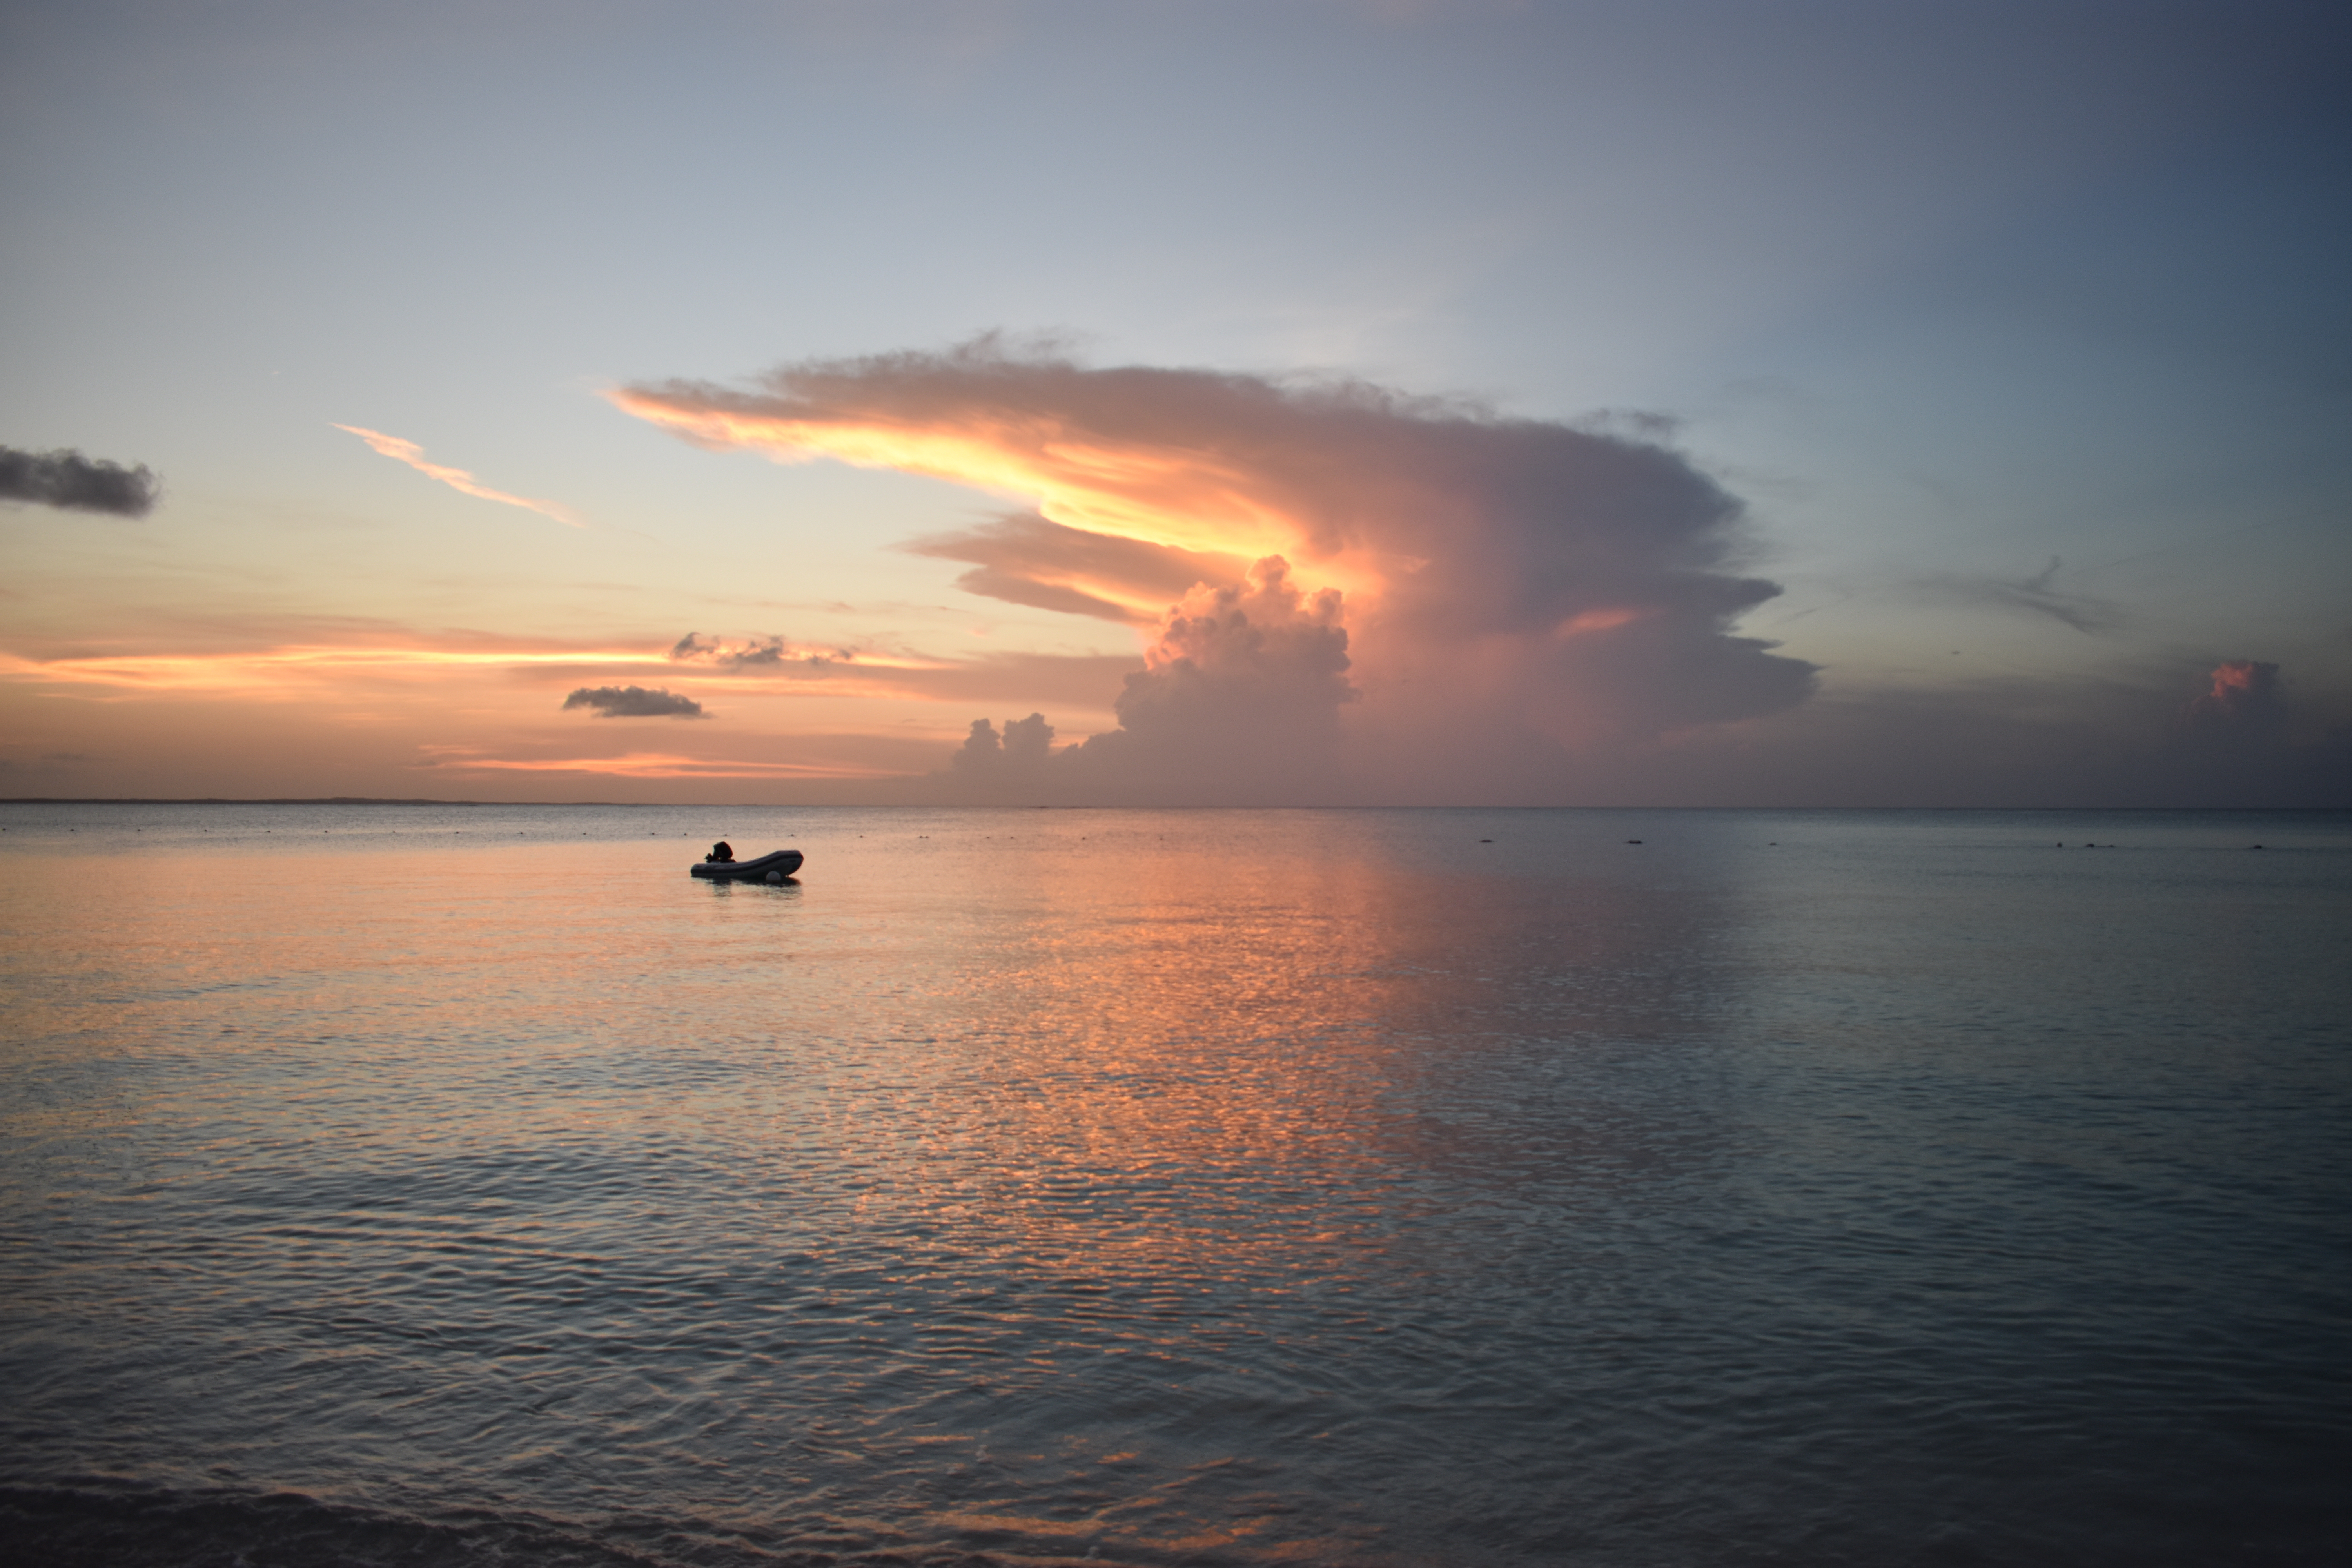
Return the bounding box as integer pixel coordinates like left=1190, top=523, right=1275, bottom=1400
left=1915, top=556, right=2119, bottom=634
left=0, top=445, right=160, bottom=516
left=334, top=425, right=583, bottom=527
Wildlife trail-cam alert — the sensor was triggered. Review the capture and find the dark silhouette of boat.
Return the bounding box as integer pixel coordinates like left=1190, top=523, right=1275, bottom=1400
left=689, top=849, right=803, bottom=882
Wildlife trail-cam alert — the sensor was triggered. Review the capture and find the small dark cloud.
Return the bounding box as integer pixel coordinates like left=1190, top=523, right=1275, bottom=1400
left=1917, top=556, right=2118, bottom=634
left=670, top=632, right=849, bottom=669
left=561, top=685, right=707, bottom=719
left=0, top=445, right=161, bottom=517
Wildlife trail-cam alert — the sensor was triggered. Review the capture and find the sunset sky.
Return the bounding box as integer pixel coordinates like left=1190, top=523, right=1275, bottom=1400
left=4, top=0, right=2347, bottom=804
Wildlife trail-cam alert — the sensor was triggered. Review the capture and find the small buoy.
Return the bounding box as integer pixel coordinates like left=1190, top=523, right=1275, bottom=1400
left=2251, top=844, right=2265, bottom=850
left=766, top=870, right=784, bottom=883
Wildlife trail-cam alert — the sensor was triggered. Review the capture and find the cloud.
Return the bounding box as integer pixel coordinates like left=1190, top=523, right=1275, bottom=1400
left=334, top=425, right=582, bottom=527
left=952, top=711, right=1058, bottom=776
left=1066, top=556, right=1356, bottom=799
left=2167, top=659, right=2311, bottom=796
left=0, top=445, right=160, bottom=516
left=936, top=558, right=1357, bottom=802
left=903, top=511, right=1250, bottom=624
left=561, top=685, right=707, bottom=719
left=2184, top=659, right=2283, bottom=727
left=1916, top=556, right=2119, bottom=634
left=666, top=630, right=1138, bottom=710
left=670, top=631, right=855, bottom=669
left=615, top=339, right=1816, bottom=801
left=1880, top=661, right=2335, bottom=806
left=1474, top=661, right=2347, bottom=808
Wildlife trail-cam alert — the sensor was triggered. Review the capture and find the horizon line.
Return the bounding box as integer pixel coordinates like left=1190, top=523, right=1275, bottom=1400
left=3, top=798, right=2342, bottom=813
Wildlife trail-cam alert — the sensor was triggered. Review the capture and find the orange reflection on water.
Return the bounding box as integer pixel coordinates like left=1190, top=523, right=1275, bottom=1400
left=775, top=826, right=1714, bottom=1302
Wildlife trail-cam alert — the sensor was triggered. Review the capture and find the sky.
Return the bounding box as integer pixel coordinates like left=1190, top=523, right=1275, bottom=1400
left=3, top=0, right=2347, bottom=805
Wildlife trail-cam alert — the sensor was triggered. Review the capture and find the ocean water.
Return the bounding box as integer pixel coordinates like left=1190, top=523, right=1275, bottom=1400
left=1, top=803, right=2347, bottom=1567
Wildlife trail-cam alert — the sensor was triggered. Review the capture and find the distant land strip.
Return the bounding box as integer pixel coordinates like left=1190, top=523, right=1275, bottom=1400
left=0, top=797, right=612, bottom=806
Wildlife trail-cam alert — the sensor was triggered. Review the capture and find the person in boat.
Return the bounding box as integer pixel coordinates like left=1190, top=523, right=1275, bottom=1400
left=706, top=840, right=734, bottom=863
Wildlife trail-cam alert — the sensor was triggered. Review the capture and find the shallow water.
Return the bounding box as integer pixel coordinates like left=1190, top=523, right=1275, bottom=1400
left=2, top=804, right=2348, bottom=1565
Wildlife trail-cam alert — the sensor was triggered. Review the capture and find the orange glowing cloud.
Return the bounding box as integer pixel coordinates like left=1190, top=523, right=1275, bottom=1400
left=1554, top=607, right=1646, bottom=639
left=2208, top=660, right=2273, bottom=702
left=901, top=512, right=1252, bottom=626
left=0, top=644, right=668, bottom=694
left=2184, top=658, right=2284, bottom=728
left=608, top=372, right=1387, bottom=605
left=335, top=425, right=583, bottom=527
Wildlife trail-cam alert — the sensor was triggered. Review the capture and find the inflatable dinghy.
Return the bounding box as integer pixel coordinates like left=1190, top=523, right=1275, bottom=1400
left=689, top=849, right=804, bottom=882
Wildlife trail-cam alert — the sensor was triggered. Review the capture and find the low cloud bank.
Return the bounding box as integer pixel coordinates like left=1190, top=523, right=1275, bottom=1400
left=618, top=340, right=1816, bottom=802
left=562, top=685, right=706, bottom=719
left=1546, top=659, right=2348, bottom=808
left=0, top=445, right=160, bottom=516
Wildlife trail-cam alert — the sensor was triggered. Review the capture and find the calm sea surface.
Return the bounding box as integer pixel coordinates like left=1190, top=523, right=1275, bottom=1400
left=2, top=804, right=2347, bottom=1566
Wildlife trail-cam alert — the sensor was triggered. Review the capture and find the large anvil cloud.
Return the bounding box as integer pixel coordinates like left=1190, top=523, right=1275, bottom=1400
left=615, top=340, right=1816, bottom=800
